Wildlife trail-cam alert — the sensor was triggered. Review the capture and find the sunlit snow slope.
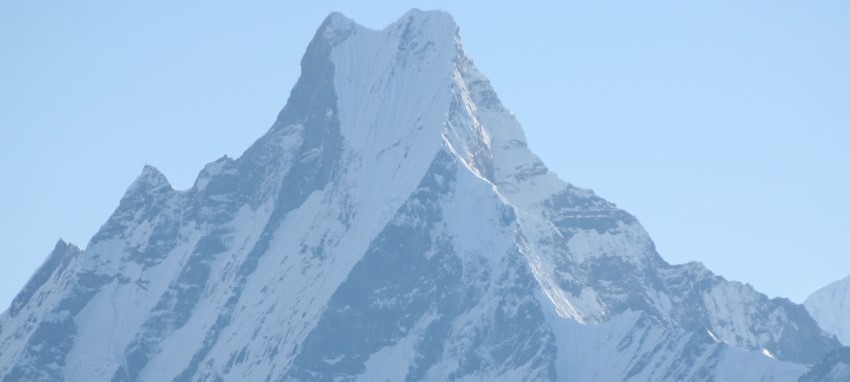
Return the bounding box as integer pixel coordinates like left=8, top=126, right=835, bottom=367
left=805, top=275, right=850, bottom=346
left=0, top=9, right=841, bottom=382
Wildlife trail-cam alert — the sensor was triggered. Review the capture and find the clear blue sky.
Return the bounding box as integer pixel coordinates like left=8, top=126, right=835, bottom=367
left=1, top=1, right=848, bottom=309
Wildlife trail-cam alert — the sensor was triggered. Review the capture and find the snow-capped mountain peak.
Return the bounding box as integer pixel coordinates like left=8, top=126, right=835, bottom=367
left=0, top=10, right=841, bottom=381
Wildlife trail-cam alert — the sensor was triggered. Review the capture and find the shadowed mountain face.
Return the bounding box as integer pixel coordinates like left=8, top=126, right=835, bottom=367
left=799, top=347, right=850, bottom=382
left=0, top=10, right=840, bottom=381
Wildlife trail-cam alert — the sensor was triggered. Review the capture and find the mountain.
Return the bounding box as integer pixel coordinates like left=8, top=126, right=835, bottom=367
left=0, top=9, right=841, bottom=381
left=805, top=275, right=850, bottom=346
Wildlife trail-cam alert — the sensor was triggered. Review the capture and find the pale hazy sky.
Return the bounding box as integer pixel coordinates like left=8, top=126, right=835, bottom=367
left=1, top=1, right=848, bottom=309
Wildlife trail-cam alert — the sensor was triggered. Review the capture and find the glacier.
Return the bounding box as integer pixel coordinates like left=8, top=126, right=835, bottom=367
left=0, top=9, right=842, bottom=381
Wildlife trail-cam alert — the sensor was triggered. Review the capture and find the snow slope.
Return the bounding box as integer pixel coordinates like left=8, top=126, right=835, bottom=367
left=0, top=9, right=841, bottom=381
left=805, top=275, right=850, bottom=346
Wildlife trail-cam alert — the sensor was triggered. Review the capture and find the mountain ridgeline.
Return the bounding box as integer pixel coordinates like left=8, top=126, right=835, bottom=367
left=0, top=10, right=843, bottom=381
